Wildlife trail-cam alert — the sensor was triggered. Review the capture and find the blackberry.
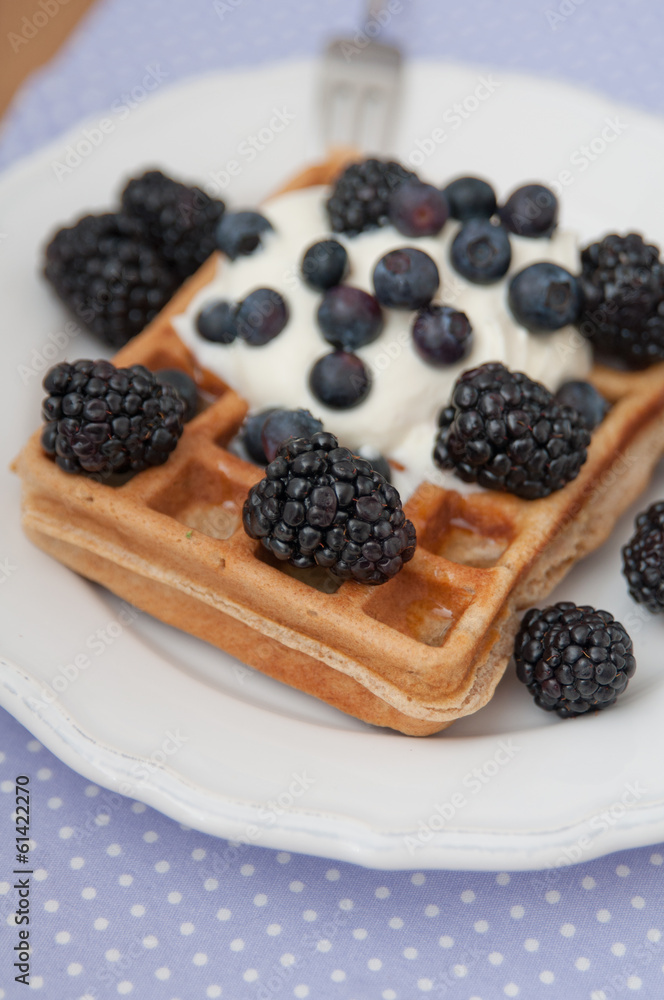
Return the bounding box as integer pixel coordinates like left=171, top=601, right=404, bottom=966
left=121, top=169, right=225, bottom=280
left=326, top=158, right=417, bottom=236
left=515, top=602, right=636, bottom=717
left=578, top=233, right=664, bottom=367
left=243, top=432, right=416, bottom=585
left=433, top=363, right=590, bottom=500
left=41, top=359, right=185, bottom=476
left=44, top=213, right=179, bottom=348
left=622, top=501, right=664, bottom=613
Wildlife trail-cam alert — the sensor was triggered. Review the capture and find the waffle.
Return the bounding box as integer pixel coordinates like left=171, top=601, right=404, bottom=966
left=12, top=157, right=664, bottom=736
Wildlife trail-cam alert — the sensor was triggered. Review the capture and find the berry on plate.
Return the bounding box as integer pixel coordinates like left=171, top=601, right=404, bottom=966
left=317, top=285, right=383, bottom=350
left=554, top=380, right=609, bottom=431
left=216, top=210, right=273, bottom=260
left=499, top=183, right=558, bottom=237
left=373, top=248, right=440, bottom=309
left=443, top=176, right=497, bottom=222
left=450, top=218, right=511, bottom=285
left=235, top=288, right=289, bottom=346
left=388, top=180, right=449, bottom=237
left=195, top=300, right=238, bottom=343
left=622, top=501, right=664, bottom=613
left=412, top=305, right=473, bottom=366
left=309, top=351, right=372, bottom=409
left=508, top=262, right=581, bottom=332
left=301, top=239, right=349, bottom=291
left=326, top=158, right=417, bottom=235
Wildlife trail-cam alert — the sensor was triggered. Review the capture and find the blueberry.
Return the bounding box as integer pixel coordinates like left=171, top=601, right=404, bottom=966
left=155, top=369, right=198, bottom=421
left=555, top=380, right=609, bottom=430
left=412, top=305, right=473, bottom=366
left=309, top=351, right=371, bottom=409
left=450, top=219, right=511, bottom=285
left=443, top=176, right=497, bottom=222
left=195, top=300, right=238, bottom=343
left=373, top=248, right=439, bottom=309
left=355, top=445, right=392, bottom=483
left=317, top=285, right=383, bottom=350
left=242, top=407, right=278, bottom=464
left=301, top=239, right=348, bottom=291
left=388, top=180, right=449, bottom=237
left=508, top=262, right=582, bottom=332
left=261, top=409, right=324, bottom=462
left=500, top=184, right=558, bottom=237
left=216, top=211, right=273, bottom=259
left=235, top=288, right=289, bottom=346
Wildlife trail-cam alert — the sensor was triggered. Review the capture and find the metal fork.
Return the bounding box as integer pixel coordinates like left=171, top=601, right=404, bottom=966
left=319, top=0, right=403, bottom=154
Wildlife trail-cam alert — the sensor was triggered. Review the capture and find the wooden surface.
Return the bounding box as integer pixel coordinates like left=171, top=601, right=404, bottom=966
left=0, top=0, right=97, bottom=118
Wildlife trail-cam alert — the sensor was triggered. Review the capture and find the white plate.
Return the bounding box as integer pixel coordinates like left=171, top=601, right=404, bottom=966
left=3, top=59, right=664, bottom=871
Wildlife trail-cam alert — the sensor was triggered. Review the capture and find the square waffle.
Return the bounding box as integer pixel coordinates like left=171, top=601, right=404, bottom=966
left=12, top=158, right=664, bottom=736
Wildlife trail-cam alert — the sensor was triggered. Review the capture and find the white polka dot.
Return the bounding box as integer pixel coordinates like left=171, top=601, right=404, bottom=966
left=37, top=768, right=51, bottom=780
left=280, top=953, right=295, bottom=967
left=368, top=958, right=382, bottom=971
left=525, top=939, right=539, bottom=952
left=143, top=831, right=158, bottom=843
left=353, top=928, right=367, bottom=940
left=325, top=869, right=340, bottom=881
left=106, top=949, right=120, bottom=962
left=383, top=993, right=397, bottom=1000
left=95, top=813, right=110, bottom=827
left=425, top=904, right=439, bottom=917
left=267, top=923, right=282, bottom=936
left=59, top=827, right=73, bottom=839
left=191, top=848, right=206, bottom=860
left=489, top=952, right=504, bottom=965
left=560, top=923, right=575, bottom=937
left=454, top=964, right=468, bottom=977
left=511, top=905, right=525, bottom=919
left=0, top=781, right=12, bottom=793
left=193, top=952, right=207, bottom=965
left=277, top=852, right=291, bottom=864
left=27, top=740, right=41, bottom=752
left=474, top=919, right=489, bottom=933
left=168, top=892, right=182, bottom=904
left=130, top=905, right=144, bottom=917
left=155, top=968, right=170, bottom=980
left=34, top=869, right=47, bottom=882
left=117, top=983, right=133, bottom=995
left=611, top=942, right=626, bottom=957
left=241, top=864, right=254, bottom=876
left=389, top=917, right=403, bottom=929
left=504, top=985, right=519, bottom=997
left=44, top=899, right=59, bottom=912
left=632, top=896, right=645, bottom=909
left=154, top=861, right=169, bottom=874
left=250, top=894, right=266, bottom=907
left=404, top=947, right=418, bottom=959
left=294, top=987, right=309, bottom=999
left=84, top=785, right=100, bottom=797
left=230, top=938, right=244, bottom=951
left=597, top=909, right=611, bottom=922
left=131, top=803, right=146, bottom=814
left=303, top=910, right=316, bottom=922
left=181, top=923, right=195, bottom=935
left=107, top=844, right=122, bottom=857
left=411, top=873, right=425, bottom=885
left=647, top=928, right=661, bottom=943
left=461, top=889, right=476, bottom=903
left=316, top=939, right=331, bottom=951
left=28, top=978, right=42, bottom=989
left=70, top=857, right=84, bottom=870
left=331, top=970, right=346, bottom=982
left=290, top=881, right=304, bottom=893
left=575, top=957, right=590, bottom=971
left=48, top=797, right=62, bottom=810
left=439, top=936, right=454, bottom=948
left=206, top=988, right=221, bottom=999
left=118, top=874, right=133, bottom=887
left=590, top=992, right=606, bottom=1000
left=81, top=887, right=96, bottom=900
left=651, top=854, right=663, bottom=866
left=244, top=969, right=258, bottom=982
left=55, top=931, right=70, bottom=944
left=418, top=979, right=433, bottom=991
left=375, top=886, right=390, bottom=899
left=67, top=963, right=82, bottom=976
left=94, top=918, right=108, bottom=931
left=627, top=977, right=642, bottom=990
left=0, top=883, right=8, bottom=895
left=545, top=890, right=560, bottom=904
left=540, top=971, right=555, bottom=984
left=616, top=864, right=630, bottom=877
left=143, top=936, right=158, bottom=949
left=496, top=873, right=510, bottom=885
left=583, top=876, right=596, bottom=889
left=338, top=898, right=353, bottom=910
left=217, top=908, right=231, bottom=921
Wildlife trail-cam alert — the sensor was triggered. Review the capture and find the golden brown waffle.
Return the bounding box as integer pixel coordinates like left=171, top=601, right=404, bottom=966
left=12, top=158, right=664, bottom=735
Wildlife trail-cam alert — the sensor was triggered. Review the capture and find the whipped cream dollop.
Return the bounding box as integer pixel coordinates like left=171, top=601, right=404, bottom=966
left=173, top=185, right=591, bottom=499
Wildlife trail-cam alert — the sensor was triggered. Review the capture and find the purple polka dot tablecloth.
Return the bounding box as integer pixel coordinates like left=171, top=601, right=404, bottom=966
left=2, top=1, right=664, bottom=998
